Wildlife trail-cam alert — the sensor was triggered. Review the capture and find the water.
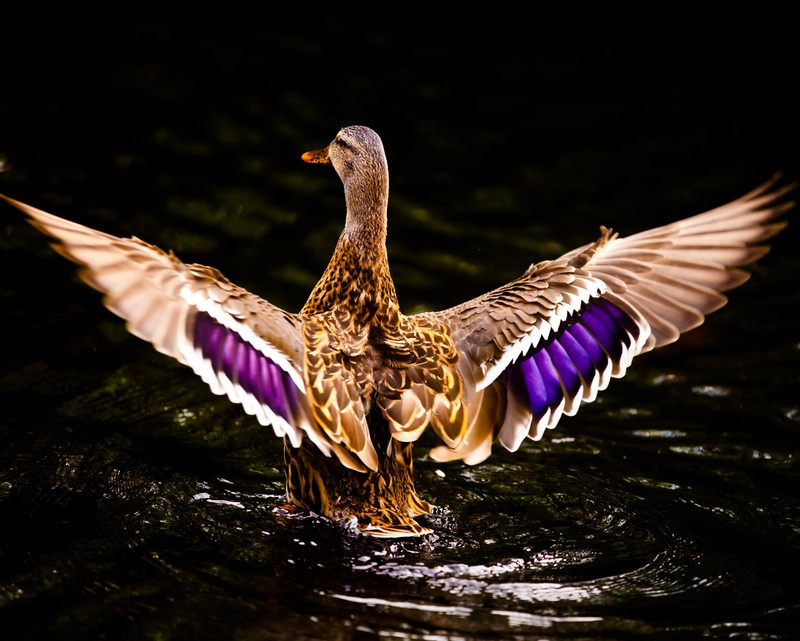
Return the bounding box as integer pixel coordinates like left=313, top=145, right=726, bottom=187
left=1, top=9, right=799, bottom=640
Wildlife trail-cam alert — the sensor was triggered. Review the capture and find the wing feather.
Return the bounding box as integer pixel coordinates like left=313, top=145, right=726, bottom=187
left=4, top=175, right=793, bottom=473
left=422, top=175, right=794, bottom=464
left=0, top=194, right=373, bottom=470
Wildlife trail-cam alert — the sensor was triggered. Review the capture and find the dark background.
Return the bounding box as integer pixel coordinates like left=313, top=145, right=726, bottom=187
left=2, top=7, right=797, bottom=315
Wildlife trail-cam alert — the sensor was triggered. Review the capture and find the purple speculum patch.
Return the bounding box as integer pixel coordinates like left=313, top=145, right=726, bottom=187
left=512, top=297, right=640, bottom=419
left=193, top=312, right=297, bottom=422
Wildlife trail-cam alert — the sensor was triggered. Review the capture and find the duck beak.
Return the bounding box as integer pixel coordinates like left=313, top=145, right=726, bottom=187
left=301, top=146, right=330, bottom=164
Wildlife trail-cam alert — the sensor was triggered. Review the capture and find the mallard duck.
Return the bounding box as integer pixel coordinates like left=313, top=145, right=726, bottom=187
left=1, top=126, right=794, bottom=537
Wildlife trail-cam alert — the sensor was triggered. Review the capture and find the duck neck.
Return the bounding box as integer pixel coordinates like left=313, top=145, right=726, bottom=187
left=343, top=164, right=389, bottom=255
left=302, top=177, right=397, bottom=319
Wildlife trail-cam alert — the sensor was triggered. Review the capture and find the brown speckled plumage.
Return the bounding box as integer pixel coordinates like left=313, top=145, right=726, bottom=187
left=1, top=125, right=794, bottom=537
left=292, top=127, right=466, bottom=534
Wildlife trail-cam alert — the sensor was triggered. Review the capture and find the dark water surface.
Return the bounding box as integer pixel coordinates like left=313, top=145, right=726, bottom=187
left=1, top=9, right=799, bottom=640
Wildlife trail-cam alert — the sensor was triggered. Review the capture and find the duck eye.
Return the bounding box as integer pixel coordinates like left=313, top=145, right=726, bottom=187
left=335, top=138, right=356, bottom=153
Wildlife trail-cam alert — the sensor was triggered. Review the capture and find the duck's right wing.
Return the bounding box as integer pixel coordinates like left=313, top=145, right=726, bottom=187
left=419, top=175, right=794, bottom=465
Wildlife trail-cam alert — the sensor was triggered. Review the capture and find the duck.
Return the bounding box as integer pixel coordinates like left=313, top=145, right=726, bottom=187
left=1, top=125, right=794, bottom=537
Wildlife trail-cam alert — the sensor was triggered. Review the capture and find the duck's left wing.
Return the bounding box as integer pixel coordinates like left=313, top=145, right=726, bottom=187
left=419, top=176, right=794, bottom=464
left=1, top=194, right=368, bottom=470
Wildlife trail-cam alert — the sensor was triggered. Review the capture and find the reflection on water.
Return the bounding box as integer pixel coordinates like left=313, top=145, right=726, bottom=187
left=1, top=404, right=799, bottom=640
left=5, top=344, right=798, bottom=639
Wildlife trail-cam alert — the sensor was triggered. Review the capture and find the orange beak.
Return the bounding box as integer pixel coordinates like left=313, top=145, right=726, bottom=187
left=301, top=146, right=330, bottom=164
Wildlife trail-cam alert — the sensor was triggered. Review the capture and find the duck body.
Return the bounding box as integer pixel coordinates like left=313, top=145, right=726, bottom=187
left=1, top=126, right=794, bottom=537
left=291, top=127, right=464, bottom=534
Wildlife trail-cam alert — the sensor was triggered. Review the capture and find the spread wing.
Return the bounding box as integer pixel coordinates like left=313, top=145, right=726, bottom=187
left=0, top=194, right=370, bottom=471
left=420, top=175, right=794, bottom=464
